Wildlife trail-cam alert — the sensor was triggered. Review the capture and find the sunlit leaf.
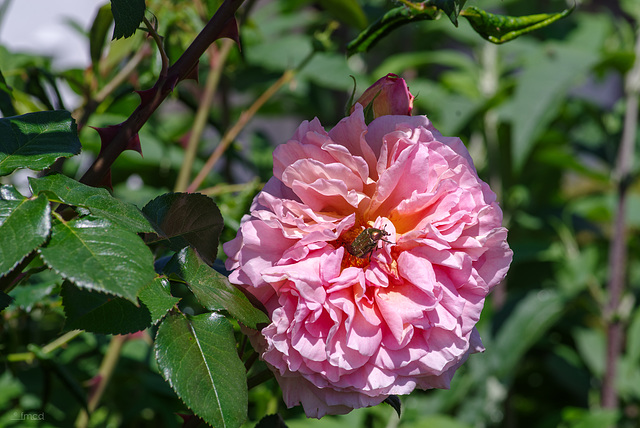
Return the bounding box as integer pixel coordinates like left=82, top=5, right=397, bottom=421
left=0, top=193, right=50, bottom=276
left=460, top=6, right=573, bottom=44
left=30, top=173, right=154, bottom=233
left=138, top=277, right=180, bottom=323
left=0, top=111, right=81, bottom=176
left=110, top=0, right=146, bottom=40
left=38, top=217, right=155, bottom=303
left=155, top=312, right=247, bottom=428
left=169, top=248, right=269, bottom=329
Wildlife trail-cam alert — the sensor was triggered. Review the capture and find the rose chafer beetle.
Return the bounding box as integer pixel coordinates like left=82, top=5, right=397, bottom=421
left=345, top=227, right=393, bottom=259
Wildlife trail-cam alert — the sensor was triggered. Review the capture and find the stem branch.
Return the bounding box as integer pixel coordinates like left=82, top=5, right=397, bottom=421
left=601, top=26, right=640, bottom=410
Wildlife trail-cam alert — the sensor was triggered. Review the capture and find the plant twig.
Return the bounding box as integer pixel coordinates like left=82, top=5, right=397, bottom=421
left=601, top=26, right=640, bottom=410
left=79, top=0, right=245, bottom=188
left=75, top=334, right=127, bottom=428
left=186, top=68, right=296, bottom=193
left=175, top=39, right=235, bottom=192
left=143, top=16, right=170, bottom=78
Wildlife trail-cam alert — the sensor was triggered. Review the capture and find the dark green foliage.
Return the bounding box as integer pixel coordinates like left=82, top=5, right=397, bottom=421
left=0, top=111, right=81, bottom=175
left=110, top=0, right=146, bottom=40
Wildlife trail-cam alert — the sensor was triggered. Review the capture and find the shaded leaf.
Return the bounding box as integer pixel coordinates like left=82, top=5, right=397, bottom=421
left=430, top=0, right=467, bottom=26
left=7, top=269, right=59, bottom=311
left=0, top=68, right=17, bottom=117
left=317, top=0, right=368, bottom=30
left=110, top=0, right=146, bottom=40
left=142, top=193, right=224, bottom=266
left=499, top=14, right=605, bottom=171
left=138, top=277, right=180, bottom=324
left=460, top=6, right=573, bottom=44
left=0, top=110, right=81, bottom=176
left=168, top=248, right=269, bottom=330
left=38, top=217, right=155, bottom=303
left=402, top=415, right=472, bottom=428
left=0, top=193, right=51, bottom=276
left=347, top=6, right=439, bottom=56
left=384, top=395, right=402, bottom=418
left=29, top=173, right=154, bottom=233
left=256, top=414, right=288, bottom=428
left=61, top=282, right=152, bottom=334
left=491, top=290, right=565, bottom=378
left=155, top=312, right=248, bottom=428
left=0, top=291, right=12, bottom=312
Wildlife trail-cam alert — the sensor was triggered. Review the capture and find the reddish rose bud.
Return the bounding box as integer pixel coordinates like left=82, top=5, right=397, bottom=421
left=351, top=73, right=414, bottom=117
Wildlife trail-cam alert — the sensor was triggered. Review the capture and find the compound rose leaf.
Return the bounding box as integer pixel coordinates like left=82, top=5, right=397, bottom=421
left=0, top=111, right=81, bottom=176
left=0, top=192, right=50, bottom=276
left=155, top=312, right=247, bottom=428
left=38, top=217, right=155, bottom=303
left=110, top=0, right=145, bottom=40
left=142, top=193, right=224, bottom=266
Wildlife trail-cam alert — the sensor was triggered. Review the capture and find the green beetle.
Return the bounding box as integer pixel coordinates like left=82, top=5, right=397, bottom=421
left=345, top=227, right=393, bottom=259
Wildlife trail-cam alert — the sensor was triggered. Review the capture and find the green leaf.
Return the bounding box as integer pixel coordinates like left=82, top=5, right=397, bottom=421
left=560, top=408, right=620, bottom=428
left=0, top=68, right=17, bottom=117
left=347, top=6, right=439, bottom=56
left=38, top=217, right=155, bottom=303
left=460, top=6, right=573, bottom=44
left=256, top=414, right=288, bottom=428
left=90, top=4, right=115, bottom=67
left=155, top=312, right=248, bottom=428
left=142, top=193, right=224, bottom=266
left=110, top=0, right=146, bottom=40
left=0, top=291, right=12, bottom=312
left=384, top=395, right=402, bottom=418
left=7, top=269, right=59, bottom=311
left=29, top=173, right=154, bottom=233
left=169, top=248, right=269, bottom=329
left=501, top=15, right=604, bottom=171
left=317, top=0, right=368, bottom=30
left=491, top=290, right=565, bottom=378
left=0, top=110, right=81, bottom=176
left=61, top=282, right=152, bottom=334
left=430, top=0, right=467, bottom=26
left=138, top=277, right=180, bottom=324
left=0, top=193, right=51, bottom=276
left=402, top=415, right=472, bottom=428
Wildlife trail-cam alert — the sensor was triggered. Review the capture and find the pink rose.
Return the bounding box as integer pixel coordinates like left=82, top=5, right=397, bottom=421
left=224, top=104, right=512, bottom=418
left=350, top=73, right=415, bottom=117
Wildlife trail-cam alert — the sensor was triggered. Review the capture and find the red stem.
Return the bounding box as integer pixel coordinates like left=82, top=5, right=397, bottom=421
left=601, top=27, right=640, bottom=410
left=79, top=0, right=244, bottom=187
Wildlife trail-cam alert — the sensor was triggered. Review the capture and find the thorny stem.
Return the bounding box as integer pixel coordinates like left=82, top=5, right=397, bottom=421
left=601, top=27, right=640, bottom=410
left=175, top=39, right=235, bottom=192
left=73, top=43, right=152, bottom=131
left=79, top=0, right=245, bottom=187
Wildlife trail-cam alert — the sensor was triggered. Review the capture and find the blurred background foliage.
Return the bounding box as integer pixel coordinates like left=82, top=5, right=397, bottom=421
left=1, top=0, right=640, bottom=427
